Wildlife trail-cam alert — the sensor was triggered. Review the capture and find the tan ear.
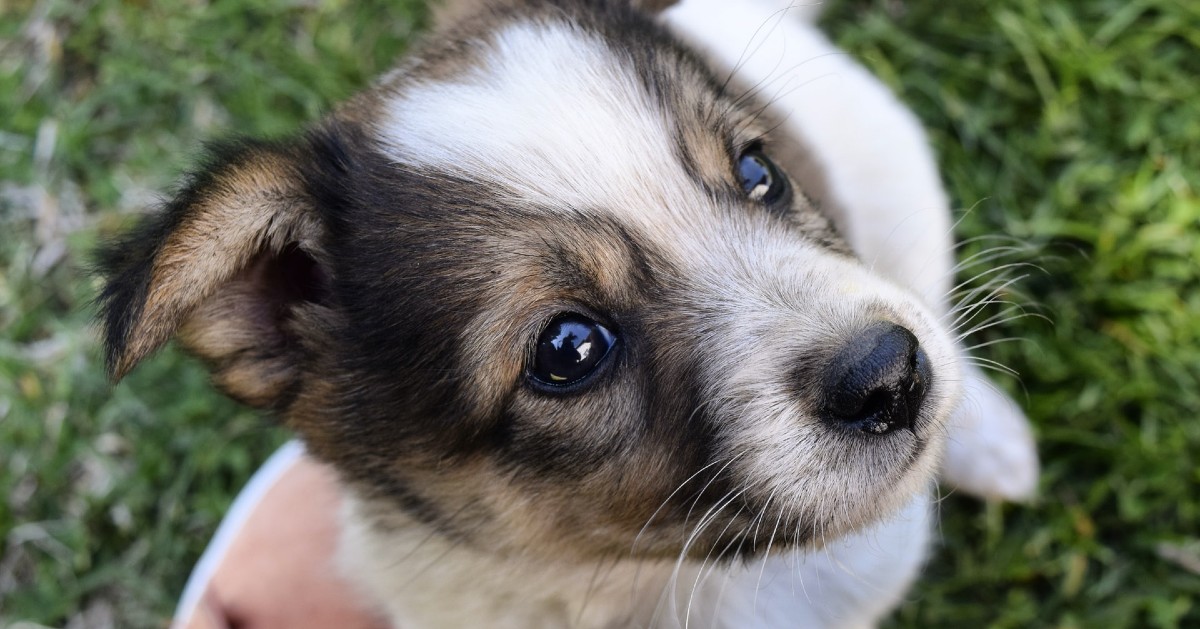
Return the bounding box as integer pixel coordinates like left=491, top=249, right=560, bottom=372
left=97, top=139, right=328, bottom=407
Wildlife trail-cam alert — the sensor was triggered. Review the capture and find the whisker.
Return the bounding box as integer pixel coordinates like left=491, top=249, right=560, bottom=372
left=672, top=487, right=748, bottom=627
left=945, top=264, right=1040, bottom=312
left=946, top=275, right=1030, bottom=330
left=574, top=552, right=617, bottom=627
left=685, top=502, right=749, bottom=628
left=752, top=495, right=790, bottom=615
left=960, top=335, right=1033, bottom=352
left=952, top=303, right=1029, bottom=334
left=965, top=356, right=1021, bottom=378
left=630, top=453, right=730, bottom=556
left=955, top=309, right=1047, bottom=343
left=718, top=2, right=798, bottom=98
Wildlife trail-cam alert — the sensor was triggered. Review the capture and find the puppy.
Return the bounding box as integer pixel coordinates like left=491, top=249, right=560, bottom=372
left=98, top=0, right=1037, bottom=626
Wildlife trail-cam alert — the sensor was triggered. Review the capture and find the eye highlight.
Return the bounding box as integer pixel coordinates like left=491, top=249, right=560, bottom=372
left=737, top=149, right=788, bottom=205
left=529, top=314, right=617, bottom=389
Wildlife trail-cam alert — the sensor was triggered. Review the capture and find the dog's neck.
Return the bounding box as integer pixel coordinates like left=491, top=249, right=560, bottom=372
left=338, top=492, right=708, bottom=629
left=337, top=490, right=934, bottom=629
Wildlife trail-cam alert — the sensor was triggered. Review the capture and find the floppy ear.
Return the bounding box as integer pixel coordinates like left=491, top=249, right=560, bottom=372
left=97, top=138, right=331, bottom=409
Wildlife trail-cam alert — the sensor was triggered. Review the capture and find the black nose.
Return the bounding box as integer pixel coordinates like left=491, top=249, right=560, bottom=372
left=822, top=323, right=932, bottom=435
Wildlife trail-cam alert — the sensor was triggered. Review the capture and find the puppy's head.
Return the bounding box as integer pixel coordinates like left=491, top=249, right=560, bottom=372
left=99, top=0, right=960, bottom=562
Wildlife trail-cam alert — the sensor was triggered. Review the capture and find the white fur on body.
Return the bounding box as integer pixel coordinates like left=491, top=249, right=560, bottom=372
left=341, top=1, right=978, bottom=627
left=342, top=491, right=931, bottom=629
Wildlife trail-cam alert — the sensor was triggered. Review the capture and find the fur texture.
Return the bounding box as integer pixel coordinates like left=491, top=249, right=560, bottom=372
left=100, top=1, right=1038, bottom=626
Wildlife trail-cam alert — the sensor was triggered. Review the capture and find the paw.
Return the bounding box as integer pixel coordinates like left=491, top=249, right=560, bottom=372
left=940, top=362, right=1039, bottom=501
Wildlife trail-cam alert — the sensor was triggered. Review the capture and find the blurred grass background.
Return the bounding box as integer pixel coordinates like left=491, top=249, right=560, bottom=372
left=0, top=0, right=1197, bottom=626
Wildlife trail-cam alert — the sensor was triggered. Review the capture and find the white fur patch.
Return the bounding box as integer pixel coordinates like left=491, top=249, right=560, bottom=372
left=378, top=21, right=706, bottom=235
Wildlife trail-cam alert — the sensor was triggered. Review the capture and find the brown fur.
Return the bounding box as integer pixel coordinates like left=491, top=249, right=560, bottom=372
left=109, top=148, right=321, bottom=383
left=97, top=0, right=949, bottom=583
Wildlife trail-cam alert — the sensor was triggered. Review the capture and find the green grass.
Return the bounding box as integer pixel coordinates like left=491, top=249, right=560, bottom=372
left=1, top=0, right=1197, bottom=626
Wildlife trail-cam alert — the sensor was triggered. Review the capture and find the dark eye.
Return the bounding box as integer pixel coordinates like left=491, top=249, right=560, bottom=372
left=530, top=314, right=617, bottom=388
left=737, top=149, right=787, bottom=204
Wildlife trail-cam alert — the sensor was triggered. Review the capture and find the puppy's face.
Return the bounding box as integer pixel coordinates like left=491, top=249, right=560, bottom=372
left=100, top=0, right=960, bottom=563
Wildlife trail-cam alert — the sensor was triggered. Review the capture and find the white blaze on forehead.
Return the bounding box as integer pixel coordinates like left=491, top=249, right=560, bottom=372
left=379, top=20, right=703, bottom=226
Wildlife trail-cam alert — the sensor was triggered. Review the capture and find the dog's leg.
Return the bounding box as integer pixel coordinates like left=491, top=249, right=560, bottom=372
left=940, top=362, right=1039, bottom=499
left=664, top=0, right=1038, bottom=503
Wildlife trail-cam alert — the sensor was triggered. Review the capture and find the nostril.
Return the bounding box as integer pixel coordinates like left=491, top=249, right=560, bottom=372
left=822, top=323, right=931, bottom=435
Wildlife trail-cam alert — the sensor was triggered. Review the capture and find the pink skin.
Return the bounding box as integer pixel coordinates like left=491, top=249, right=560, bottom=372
left=177, top=455, right=389, bottom=629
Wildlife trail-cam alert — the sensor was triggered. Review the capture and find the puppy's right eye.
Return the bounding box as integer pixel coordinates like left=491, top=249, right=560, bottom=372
left=737, top=148, right=788, bottom=205
left=530, top=314, right=616, bottom=389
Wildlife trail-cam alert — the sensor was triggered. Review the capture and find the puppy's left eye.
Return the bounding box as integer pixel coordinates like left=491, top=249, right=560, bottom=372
left=530, top=314, right=617, bottom=388
left=737, top=149, right=787, bottom=204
